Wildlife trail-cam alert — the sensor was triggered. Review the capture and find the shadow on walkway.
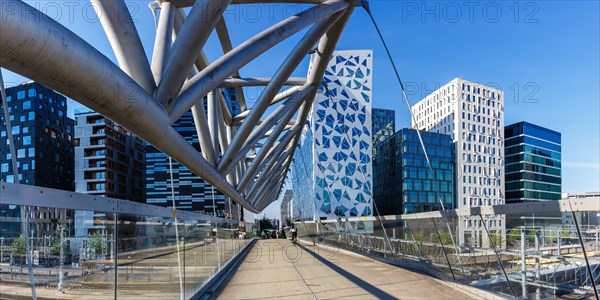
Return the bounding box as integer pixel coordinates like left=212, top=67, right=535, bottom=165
left=298, top=243, right=399, bottom=300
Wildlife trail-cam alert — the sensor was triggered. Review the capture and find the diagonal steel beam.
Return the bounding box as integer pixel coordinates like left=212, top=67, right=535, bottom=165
left=238, top=124, right=300, bottom=191
left=169, top=0, right=349, bottom=123
left=0, top=0, right=258, bottom=213
left=223, top=85, right=311, bottom=174
left=150, top=1, right=175, bottom=84
left=91, top=0, right=155, bottom=94
left=219, top=77, right=307, bottom=88
left=157, top=0, right=231, bottom=110
left=217, top=8, right=346, bottom=176
left=215, top=17, right=247, bottom=112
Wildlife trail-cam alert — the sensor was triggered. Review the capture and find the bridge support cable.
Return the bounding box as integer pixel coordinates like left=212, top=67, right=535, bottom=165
left=1, top=68, right=37, bottom=299
left=570, top=202, right=600, bottom=300
left=479, top=215, right=518, bottom=299
left=363, top=3, right=468, bottom=274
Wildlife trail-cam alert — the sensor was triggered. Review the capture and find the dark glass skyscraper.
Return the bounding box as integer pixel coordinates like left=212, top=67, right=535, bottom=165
left=1, top=82, right=74, bottom=189
left=505, top=121, right=561, bottom=202
left=146, top=88, right=241, bottom=216
left=372, top=108, right=395, bottom=135
left=1, top=82, right=74, bottom=237
left=373, top=128, right=454, bottom=215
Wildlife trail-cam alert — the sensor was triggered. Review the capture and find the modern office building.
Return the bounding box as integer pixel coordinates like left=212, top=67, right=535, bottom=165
left=292, top=50, right=373, bottom=221
left=73, top=111, right=146, bottom=236
left=372, top=108, right=395, bottom=137
left=505, top=121, right=561, bottom=202
left=373, top=122, right=395, bottom=160
left=280, top=190, right=293, bottom=226
left=0, top=82, right=74, bottom=237
left=74, top=111, right=146, bottom=201
left=412, top=77, right=505, bottom=247
left=372, top=108, right=395, bottom=158
left=374, top=129, right=454, bottom=215
left=146, top=88, right=241, bottom=217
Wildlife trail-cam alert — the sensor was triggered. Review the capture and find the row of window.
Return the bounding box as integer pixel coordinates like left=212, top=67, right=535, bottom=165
left=506, top=190, right=561, bottom=201
left=403, top=179, right=452, bottom=192
left=505, top=163, right=561, bottom=176
left=505, top=144, right=561, bottom=160
left=505, top=153, right=561, bottom=168
left=505, top=181, right=561, bottom=193
left=462, top=175, right=502, bottom=187
left=506, top=171, right=561, bottom=184
left=505, top=136, right=561, bottom=152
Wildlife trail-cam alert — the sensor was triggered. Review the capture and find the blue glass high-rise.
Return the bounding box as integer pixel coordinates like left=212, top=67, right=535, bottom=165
left=504, top=121, right=561, bottom=202
left=373, top=129, right=454, bottom=215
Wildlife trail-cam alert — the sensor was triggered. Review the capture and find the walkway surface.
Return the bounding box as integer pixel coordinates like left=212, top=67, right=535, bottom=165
left=212, top=239, right=474, bottom=299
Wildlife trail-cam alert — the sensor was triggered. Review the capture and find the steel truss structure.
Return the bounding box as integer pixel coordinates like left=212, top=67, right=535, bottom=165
left=0, top=0, right=362, bottom=213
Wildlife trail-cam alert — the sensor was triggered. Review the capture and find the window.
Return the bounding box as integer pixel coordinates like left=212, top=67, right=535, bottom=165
left=22, top=100, right=31, bottom=109
left=28, top=148, right=35, bottom=157
left=28, top=111, right=35, bottom=120
left=1, top=163, right=8, bottom=172
left=17, top=91, right=25, bottom=99
left=11, top=126, right=19, bottom=135
left=23, top=136, right=31, bottom=145
left=28, top=88, right=36, bottom=97
left=19, top=115, right=25, bottom=122
left=17, top=149, right=25, bottom=158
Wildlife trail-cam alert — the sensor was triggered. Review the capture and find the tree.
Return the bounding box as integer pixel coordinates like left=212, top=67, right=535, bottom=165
left=89, top=232, right=104, bottom=255
left=506, top=227, right=522, bottom=247
left=561, top=227, right=570, bottom=239
left=438, top=230, right=453, bottom=245
left=51, top=236, right=61, bottom=255
left=11, top=234, right=25, bottom=255
left=489, top=230, right=504, bottom=249
left=258, top=216, right=274, bottom=232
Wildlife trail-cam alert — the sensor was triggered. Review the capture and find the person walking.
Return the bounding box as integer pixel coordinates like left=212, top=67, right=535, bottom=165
left=290, top=226, right=298, bottom=244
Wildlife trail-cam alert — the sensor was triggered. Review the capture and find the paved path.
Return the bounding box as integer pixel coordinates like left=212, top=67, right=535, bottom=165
left=212, top=239, right=474, bottom=300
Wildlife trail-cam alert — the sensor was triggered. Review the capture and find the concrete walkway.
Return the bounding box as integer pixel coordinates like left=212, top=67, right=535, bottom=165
left=212, top=240, right=475, bottom=299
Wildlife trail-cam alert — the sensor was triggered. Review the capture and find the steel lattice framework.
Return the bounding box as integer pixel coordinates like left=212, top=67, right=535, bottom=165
left=0, top=0, right=360, bottom=213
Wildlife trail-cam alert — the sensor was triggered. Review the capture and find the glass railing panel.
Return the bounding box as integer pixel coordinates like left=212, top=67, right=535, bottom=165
left=181, top=218, right=213, bottom=297
left=0, top=204, right=116, bottom=299
left=115, top=213, right=184, bottom=299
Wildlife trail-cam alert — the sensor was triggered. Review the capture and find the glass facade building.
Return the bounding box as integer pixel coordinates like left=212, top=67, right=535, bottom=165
left=1, top=81, right=74, bottom=237
left=146, top=88, right=241, bottom=216
left=1, top=82, right=74, bottom=190
left=372, top=108, right=395, bottom=159
left=373, top=129, right=454, bottom=215
left=504, top=121, right=561, bottom=202
left=372, top=108, right=395, bottom=135
left=292, top=50, right=373, bottom=221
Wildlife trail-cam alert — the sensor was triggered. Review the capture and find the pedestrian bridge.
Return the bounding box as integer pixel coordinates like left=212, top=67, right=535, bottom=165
left=2, top=183, right=600, bottom=299
left=211, top=239, right=476, bottom=299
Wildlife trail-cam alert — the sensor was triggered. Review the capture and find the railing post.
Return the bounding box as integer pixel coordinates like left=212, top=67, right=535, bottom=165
left=521, top=227, right=527, bottom=299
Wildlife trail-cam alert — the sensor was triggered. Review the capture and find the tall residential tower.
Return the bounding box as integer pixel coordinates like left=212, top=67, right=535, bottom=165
left=412, top=78, right=505, bottom=247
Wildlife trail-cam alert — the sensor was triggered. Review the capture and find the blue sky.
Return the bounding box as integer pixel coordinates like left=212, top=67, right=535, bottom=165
left=4, top=1, right=599, bottom=219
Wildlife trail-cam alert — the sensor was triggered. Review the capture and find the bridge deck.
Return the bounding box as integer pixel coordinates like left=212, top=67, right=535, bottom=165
left=212, top=239, right=474, bottom=299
